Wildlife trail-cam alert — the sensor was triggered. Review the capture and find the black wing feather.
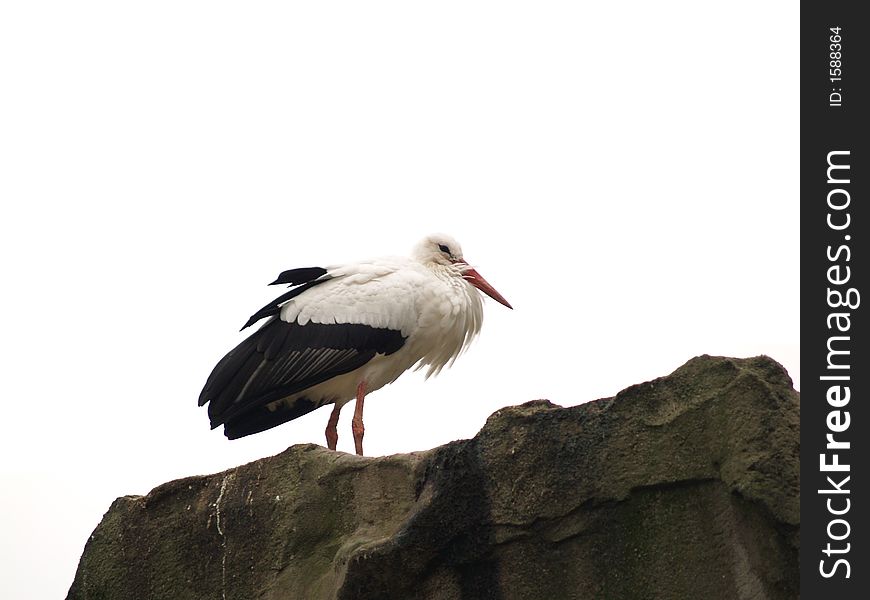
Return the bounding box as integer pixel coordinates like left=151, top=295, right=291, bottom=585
left=199, top=318, right=406, bottom=438
left=241, top=278, right=331, bottom=330
left=269, top=266, right=328, bottom=286
left=240, top=267, right=331, bottom=331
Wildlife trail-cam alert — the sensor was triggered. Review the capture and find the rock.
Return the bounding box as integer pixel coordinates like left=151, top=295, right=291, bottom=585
left=67, top=355, right=799, bottom=600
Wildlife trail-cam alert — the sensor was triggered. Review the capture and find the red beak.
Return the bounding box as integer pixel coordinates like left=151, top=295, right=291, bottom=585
left=463, top=267, right=513, bottom=309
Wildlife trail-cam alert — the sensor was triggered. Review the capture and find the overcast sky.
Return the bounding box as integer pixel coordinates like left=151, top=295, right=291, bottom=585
left=1, top=2, right=798, bottom=598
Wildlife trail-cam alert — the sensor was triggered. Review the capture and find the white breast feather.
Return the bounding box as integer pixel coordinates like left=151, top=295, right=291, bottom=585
left=414, top=270, right=484, bottom=378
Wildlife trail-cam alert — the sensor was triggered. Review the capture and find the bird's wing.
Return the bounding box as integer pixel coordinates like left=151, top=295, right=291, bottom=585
left=279, top=258, right=427, bottom=335
left=200, top=259, right=427, bottom=439
left=241, top=267, right=331, bottom=330
left=200, top=317, right=406, bottom=438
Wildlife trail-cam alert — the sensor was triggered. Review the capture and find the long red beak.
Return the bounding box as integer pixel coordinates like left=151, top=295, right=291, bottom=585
left=463, top=267, right=513, bottom=309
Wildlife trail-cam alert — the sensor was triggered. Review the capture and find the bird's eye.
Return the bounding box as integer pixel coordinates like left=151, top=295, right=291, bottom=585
left=438, top=244, right=451, bottom=254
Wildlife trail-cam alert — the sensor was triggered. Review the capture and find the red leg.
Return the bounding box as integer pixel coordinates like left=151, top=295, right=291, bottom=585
left=325, top=402, right=342, bottom=451
left=352, top=380, right=366, bottom=456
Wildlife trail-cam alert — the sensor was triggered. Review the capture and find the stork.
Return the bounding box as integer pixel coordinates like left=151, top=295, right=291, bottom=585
left=198, top=234, right=512, bottom=456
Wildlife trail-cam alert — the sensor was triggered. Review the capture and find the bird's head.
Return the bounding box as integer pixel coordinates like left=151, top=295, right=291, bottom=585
left=414, top=234, right=513, bottom=309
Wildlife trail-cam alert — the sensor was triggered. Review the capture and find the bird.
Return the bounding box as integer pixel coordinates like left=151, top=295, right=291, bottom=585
left=198, top=234, right=512, bottom=456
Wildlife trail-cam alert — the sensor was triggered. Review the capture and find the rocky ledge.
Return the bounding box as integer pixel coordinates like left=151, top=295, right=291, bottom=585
left=67, top=355, right=799, bottom=600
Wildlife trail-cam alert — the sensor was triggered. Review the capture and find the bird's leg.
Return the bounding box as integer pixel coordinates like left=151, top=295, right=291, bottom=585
left=325, top=402, right=342, bottom=451
left=351, top=380, right=367, bottom=456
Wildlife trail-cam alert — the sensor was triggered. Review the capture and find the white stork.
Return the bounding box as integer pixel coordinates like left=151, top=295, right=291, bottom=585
left=199, top=234, right=512, bottom=455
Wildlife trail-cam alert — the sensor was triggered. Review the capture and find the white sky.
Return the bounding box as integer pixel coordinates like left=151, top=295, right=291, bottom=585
left=1, top=2, right=798, bottom=598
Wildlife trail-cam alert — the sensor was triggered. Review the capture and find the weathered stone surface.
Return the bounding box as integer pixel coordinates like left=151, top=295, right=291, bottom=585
left=67, top=355, right=799, bottom=600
